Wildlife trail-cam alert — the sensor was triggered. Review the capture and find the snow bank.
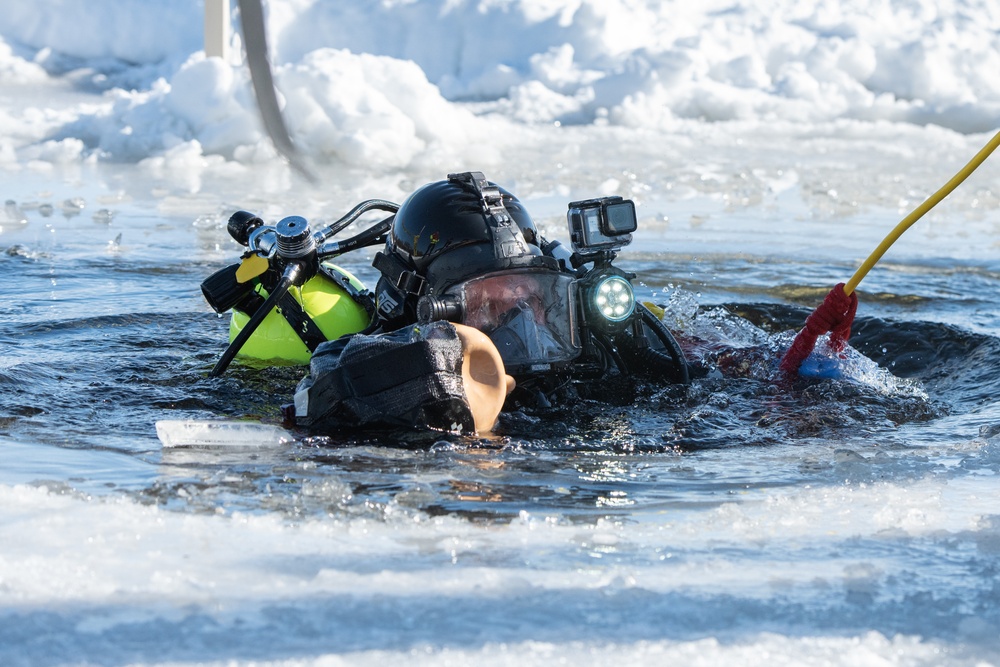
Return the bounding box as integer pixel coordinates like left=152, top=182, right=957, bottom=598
left=0, top=0, right=998, bottom=170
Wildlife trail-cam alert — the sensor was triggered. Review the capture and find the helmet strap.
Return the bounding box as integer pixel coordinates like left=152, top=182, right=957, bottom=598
left=448, top=171, right=531, bottom=260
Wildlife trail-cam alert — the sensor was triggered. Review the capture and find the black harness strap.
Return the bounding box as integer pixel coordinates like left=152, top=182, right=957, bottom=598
left=234, top=286, right=328, bottom=353
left=447, top=171, right=530, bottom=260
left=277, top=292, right=328, bottom=352
left=318, top=263, right=377, bottom=319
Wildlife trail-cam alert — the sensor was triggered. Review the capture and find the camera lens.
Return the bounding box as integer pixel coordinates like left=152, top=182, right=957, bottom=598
left=604, top=201, right=637, bottom=234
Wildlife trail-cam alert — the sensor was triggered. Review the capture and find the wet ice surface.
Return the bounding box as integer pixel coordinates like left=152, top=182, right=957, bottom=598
left=2, top=124, right=1000, bottom=666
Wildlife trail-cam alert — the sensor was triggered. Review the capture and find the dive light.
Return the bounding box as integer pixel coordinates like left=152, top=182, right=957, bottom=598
left=566, top=196, right=639, bottom=333
left=591, top=274, right=635, bottom=322
left=580, top=265, right=637, bottom=334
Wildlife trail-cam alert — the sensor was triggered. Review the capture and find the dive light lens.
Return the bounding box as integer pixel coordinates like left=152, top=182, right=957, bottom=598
left=593, top=275, right=635, bottom=322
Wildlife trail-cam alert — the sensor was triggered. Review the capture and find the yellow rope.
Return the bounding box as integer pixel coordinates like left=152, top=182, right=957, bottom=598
left=843, top=129, right=1000, bottom=296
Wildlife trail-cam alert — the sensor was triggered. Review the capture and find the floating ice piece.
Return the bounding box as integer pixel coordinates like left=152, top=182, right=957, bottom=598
left=4, top=200, right=27, bottom=224
left=155, top=419, right=293, bottom=448
left=62, top=197, right=86, bottom=216
left=92, top=208, right=115, bottom=224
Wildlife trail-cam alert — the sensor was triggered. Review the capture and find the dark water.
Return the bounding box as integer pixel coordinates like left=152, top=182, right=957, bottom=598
left=3, top=171, right=999, bottom=523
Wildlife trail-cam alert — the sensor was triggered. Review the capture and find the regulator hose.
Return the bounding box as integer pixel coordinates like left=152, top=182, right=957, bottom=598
left=315, top=200, right=399, bottom=244
left=619, top=304, right=691, bottom=384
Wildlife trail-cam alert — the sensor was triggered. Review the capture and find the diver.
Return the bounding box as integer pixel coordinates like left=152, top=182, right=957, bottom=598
left=203, top=171, right=690, bottom=435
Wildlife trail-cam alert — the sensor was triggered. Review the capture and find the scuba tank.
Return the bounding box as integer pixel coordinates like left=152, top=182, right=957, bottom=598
left=226, top=263, right=371, bottom=364
left=201, top=202, right=398, bottom=374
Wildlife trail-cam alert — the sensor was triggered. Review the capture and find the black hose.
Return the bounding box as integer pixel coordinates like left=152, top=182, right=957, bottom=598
left=209, top=263, right=304, bottom=377
left=317, top=217, right=392, bottom=259
left=315, top=200, right=399, bottom=243
left=620, top=304, right=691, bottom=384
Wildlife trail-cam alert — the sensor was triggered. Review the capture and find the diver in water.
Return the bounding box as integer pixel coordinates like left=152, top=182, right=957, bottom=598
left=290, top=171, right=690, bottom=434
left=203, top=171, right=690, bottom=435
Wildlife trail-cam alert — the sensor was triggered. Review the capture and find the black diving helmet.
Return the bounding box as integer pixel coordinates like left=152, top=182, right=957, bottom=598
left=371, top=171, right=641, bottom=376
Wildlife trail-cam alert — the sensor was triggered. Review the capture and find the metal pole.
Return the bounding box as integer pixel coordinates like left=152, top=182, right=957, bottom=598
left=204, top=0, right=230, bottom=60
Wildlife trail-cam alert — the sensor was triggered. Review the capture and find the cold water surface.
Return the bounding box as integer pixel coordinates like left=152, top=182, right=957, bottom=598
left=1, top=161, right=999, bottom=666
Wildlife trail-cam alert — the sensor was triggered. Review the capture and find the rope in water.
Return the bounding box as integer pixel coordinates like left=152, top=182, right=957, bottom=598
left=844, top=129, right=1000, bottom=296
left=780, top=128, right=1000, bottom=375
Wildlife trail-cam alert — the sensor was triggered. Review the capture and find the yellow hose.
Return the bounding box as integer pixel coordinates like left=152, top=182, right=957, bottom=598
left=843, top=129, right=1000, bottom=296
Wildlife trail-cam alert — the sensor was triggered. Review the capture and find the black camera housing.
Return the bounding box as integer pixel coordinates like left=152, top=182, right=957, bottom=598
left=567, top=196, right=637, bottom=253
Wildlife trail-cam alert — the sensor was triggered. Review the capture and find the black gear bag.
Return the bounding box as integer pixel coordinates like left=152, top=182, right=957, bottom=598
left=293, top=321, right=476, bottom=433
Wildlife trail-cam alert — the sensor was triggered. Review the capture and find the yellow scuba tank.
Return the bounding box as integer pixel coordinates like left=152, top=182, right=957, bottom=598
left=203, top=204, right=398, bottom=377
left=229, top=263, right=372, bottom=365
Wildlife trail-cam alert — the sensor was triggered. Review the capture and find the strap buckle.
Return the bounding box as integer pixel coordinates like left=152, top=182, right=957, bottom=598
left=373, top=251, right=426, bottom=296
left=447, top=171, right=528, bottom=258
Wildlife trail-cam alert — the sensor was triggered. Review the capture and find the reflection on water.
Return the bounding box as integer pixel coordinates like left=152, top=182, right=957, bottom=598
left=1, top=161, right=999, bottom=526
